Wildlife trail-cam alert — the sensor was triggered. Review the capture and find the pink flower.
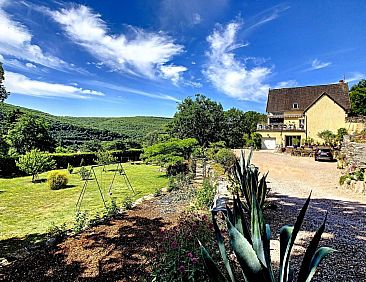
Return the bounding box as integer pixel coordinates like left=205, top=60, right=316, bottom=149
left=187, top=252, right=193, bottom=258
left=171, top=241, right=178, bottom=249
left=178, top=265, right=185, bottom=273
left=191, top=257, right=199, bottom=264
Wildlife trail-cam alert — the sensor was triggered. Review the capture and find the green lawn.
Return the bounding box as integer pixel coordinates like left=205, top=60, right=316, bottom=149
left=0, top=163, right=168, bottom=241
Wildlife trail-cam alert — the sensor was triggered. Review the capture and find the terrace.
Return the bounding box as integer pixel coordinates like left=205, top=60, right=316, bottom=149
left=257, top=123, right=305, bottom=131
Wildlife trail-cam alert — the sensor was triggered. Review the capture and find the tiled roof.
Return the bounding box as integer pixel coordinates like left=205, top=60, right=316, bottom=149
left=266, top=82, right=350, bottom=113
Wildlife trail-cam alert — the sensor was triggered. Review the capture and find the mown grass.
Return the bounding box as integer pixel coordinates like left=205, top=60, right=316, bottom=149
left=0, top=163, right=168, bottom=241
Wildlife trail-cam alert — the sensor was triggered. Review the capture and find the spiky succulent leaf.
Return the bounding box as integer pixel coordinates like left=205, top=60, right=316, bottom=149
left=305, top=247, right=335, bottom=282
left=226, top=218, right=265, bottom=281
left=212, top=214, right=236, bottom=282
left=298, top=213, right=328, bottom=282
left=280, top=193, right=312, bottom=282
left=199, top=240, right=228, bottom=282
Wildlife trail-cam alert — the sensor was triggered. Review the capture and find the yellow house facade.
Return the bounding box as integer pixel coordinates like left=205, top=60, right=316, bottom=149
left=257, top=80, right=362, bottom=149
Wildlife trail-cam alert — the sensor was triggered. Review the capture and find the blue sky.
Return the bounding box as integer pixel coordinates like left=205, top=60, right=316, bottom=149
left=0, top=0, right=365, bottom=117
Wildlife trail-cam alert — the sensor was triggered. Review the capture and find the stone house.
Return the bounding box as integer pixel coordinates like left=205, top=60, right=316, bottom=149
left=257, top=80, right=365, bottom=149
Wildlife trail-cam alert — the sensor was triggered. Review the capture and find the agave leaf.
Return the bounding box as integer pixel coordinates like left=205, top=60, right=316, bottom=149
left=250, top=191, right=267, bottom=268
left=280, top=193, right=312, bottom=282
left=246, top=148, right=253, bottom=169
left=279, top=225, right=293, bottom=268
left=298, top=213, right=328, bottom=282
left=264, top=224, right=275, bottom=282
left=226, top=204, right=234, bottom=224
left=199, top=240, right=229, bottom=282
left=226, top=218, right=265, bottom=281
left=234, top=193, right=252, bottom=243
left=304, top=247, right=335, bottom=282
left=212, top=214, right=236, bottom=282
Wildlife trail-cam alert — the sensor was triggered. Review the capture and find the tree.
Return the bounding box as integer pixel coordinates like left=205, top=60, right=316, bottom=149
left=243, top=111, right=267, bottom=135
left=6, top=114, right=56, bottom=155
left=336, top=128, right=348, bottom=143
left=16, top=149, right=56, bottom=182
left=349, top=79, right=366, bottom=116
left=0, top=62, right=10, bottom=102
left=168, top=94, right=225, bottom=147
left=222, top=108, right=246, bottom=148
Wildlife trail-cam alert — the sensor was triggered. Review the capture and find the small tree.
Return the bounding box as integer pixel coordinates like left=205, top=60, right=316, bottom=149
left=336, top=128, right=348, bottom=143
left=16, top=149, right=56, bottom=182
left=0, top=62, right=10, bottom=103
left=318, top=130, right=336, bottom=146
left=96, top=150, right=116, bottom=166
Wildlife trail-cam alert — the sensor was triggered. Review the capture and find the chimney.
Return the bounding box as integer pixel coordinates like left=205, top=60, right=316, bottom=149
left=339, top=79, right=348, bottom=93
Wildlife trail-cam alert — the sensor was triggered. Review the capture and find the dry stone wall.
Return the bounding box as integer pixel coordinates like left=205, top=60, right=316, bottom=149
left=341, top=135, right=366, bottom=169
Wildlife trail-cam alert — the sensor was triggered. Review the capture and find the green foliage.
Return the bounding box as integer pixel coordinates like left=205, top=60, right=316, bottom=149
left=349, top=79, right=366, bottom=116
left=154, top=187, right=162, bottom=197
left=106, top=197, right=120, bottom=216
left=152, top=213, right=215, bottom=281
left=167, top=173, right=192, bottom=191
left=67, top=163, right=73, bottom=174
left=96, top=150, right=116, bottom=166
left=7, top=114, right=56, bottom=155
left=50, top=152, right=96, bottom=168
left=195, top=178, right=217, bottom=209
left=214, top=148, right=236, bottom=171
left=0, top=62, right=10, bottom=102
left=122, top=195, right=133, bottom=210
left=243, top=133, right=262, bottom=149
left=223, top=108, right=246, bottom=148
left=0, top=103, right=170, bottom=143
left=201, top=192, right=334, bottom=282
left=230, top=149, right=269, bottom=210
left=16, top=149, right=56, bottom=182
left=169, top=94, right=225, bottom=146
left=47, top=170, right=69, bottom=190
left=79, top=166, right=91, bottom=180
left=0, top=156, right=19, bottom=177
left=317, top=130, right=336, bottom=146
left=101, top=139, right=126, bottom=151
left=143, top=138, right=198, bottom=168
left=47, top=222, right=67, bottom=240
left=206, top=141, right=227, bottom=159
left=73, top=211, right=88, bottom=233
left=144, top=130, right=170, bottom=147
left=336, top=128, right=348, bottom=143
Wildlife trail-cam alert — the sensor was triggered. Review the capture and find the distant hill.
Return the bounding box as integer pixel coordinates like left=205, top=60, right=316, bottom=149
left=0, top=103, right=171, bottom=145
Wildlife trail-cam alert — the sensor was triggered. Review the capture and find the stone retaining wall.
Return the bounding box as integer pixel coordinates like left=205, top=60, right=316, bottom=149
left=341, top=136, right=366, bottom=169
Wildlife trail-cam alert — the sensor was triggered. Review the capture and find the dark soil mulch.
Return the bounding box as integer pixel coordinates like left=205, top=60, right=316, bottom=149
left=0, top=189, right=193, bottom=281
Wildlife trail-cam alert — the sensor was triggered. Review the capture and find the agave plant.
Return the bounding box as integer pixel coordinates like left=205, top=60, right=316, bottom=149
left=200, top=191, right=335, bottom=282
left=229, top=149, right=270, bottom=210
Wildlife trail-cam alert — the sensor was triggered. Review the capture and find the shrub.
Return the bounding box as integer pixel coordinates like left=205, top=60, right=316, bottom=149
left=339, top=174, right=349, bottom=185
left=96, top=150, right=116, bottom=166
left=16, top=149, right=56, bottom=182
left=122, top=196, right=133, bottom=210
left=195, top=178, right=217, bottom=209
left=79, top=166, right=91, bottom=180
left=73, top=211, right=88, bottom=233
left=47, top=170, right=69, bottom=190
left=0, top=156, right=20, bottom=177
left=167, top=173, right=192, bottom=192
left=214, top=148, right=236, bottom=171
left=154, top=187, right=162, bottom=197
left=67, top=163, right=73, bottom=174
left=106, top=197, right=120, bottom=216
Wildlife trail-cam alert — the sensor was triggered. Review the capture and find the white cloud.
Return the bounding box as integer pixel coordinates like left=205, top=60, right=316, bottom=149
left=51, top=5, right=184, bottom=81
left=0, top=3, right=68, bottom=70
left=25, top=62, right=36, bottom=69
left=192, top=13, right=201, bottom=25
left=344, top=72, right=365, bottom=83
left=4, top=71, right=104, bottom=99
left=204, top=21, right=271, bottom=101
left=310, top=59, right=331, bottom=70
left=160, top=65, right=187, bottom=84
left=274, top=80, right=298, bottom=89
left=87, top=80, right=180, bottom=102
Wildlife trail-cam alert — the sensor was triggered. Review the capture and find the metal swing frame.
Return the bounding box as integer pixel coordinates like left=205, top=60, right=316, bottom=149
left=76, top=162, right=135, bottom=213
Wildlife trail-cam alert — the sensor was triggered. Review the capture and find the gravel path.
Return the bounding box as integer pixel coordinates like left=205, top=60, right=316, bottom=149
left=245, top=150, right=366, bottom=282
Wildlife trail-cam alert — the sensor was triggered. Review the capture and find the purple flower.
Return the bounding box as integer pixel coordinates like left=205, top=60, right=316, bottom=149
left=191, top=257, right=199, bottom=264
left=187, top=252, right=193, bottom=258
left=171, top=240, right=178, bottom=249
left=178, top=265, right=185, bottom=273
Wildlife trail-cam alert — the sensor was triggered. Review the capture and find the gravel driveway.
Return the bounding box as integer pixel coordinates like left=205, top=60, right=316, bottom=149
left=244, top=150, right=366, bottom=282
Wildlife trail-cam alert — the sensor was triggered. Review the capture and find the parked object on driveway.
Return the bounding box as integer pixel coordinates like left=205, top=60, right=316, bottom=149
left=315, top=147, right=333, bottom=161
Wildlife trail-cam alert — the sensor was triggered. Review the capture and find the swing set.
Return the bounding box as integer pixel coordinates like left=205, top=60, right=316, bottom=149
left=76, top=162, right=135, bottom=213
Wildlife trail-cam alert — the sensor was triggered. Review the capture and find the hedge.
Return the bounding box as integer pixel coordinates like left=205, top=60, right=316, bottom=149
left=0, top=156, right=21, bottom=177
left=0, top=149, right=144, bottom=177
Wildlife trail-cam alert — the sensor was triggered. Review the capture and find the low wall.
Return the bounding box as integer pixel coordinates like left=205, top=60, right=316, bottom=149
left=341, top=136, right=366, bottom=169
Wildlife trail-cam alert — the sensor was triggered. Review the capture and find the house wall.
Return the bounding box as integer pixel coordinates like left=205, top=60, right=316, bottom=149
left=260, top=131, right=306, bottom=147
left=345, top=121, right=365, bottom=133
left=305, top=95, right=346, bottom=143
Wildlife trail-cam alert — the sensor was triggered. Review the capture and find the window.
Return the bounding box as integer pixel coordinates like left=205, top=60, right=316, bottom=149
left=293, top=103, right=299, bottom=109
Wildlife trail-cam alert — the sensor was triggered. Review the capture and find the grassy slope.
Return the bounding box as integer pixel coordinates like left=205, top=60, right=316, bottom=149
left=0, top=103, right=171, bottom=139
left=0, top=163, right=168, bottom=240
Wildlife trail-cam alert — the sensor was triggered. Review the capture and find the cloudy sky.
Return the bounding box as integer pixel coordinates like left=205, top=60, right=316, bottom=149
left=0, top=0, right=365, bottom=117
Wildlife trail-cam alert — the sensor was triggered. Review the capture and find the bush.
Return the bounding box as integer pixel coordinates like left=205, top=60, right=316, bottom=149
left=195, top=178, right=217, bottom=209
left=0, top=156, right=20, bottom=177
left=79, top=167, right=91, bottom=180
left=47, top=170, right=69, bottom=190
left=122, top=196, right=133, bottom=210
left=214, top=148, right=236, bottom=171
left=67, top=163, right=73, bottom=174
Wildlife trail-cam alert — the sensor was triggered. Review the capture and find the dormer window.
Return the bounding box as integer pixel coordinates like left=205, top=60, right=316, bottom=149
left=293, top=103, right=299, bottom=109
